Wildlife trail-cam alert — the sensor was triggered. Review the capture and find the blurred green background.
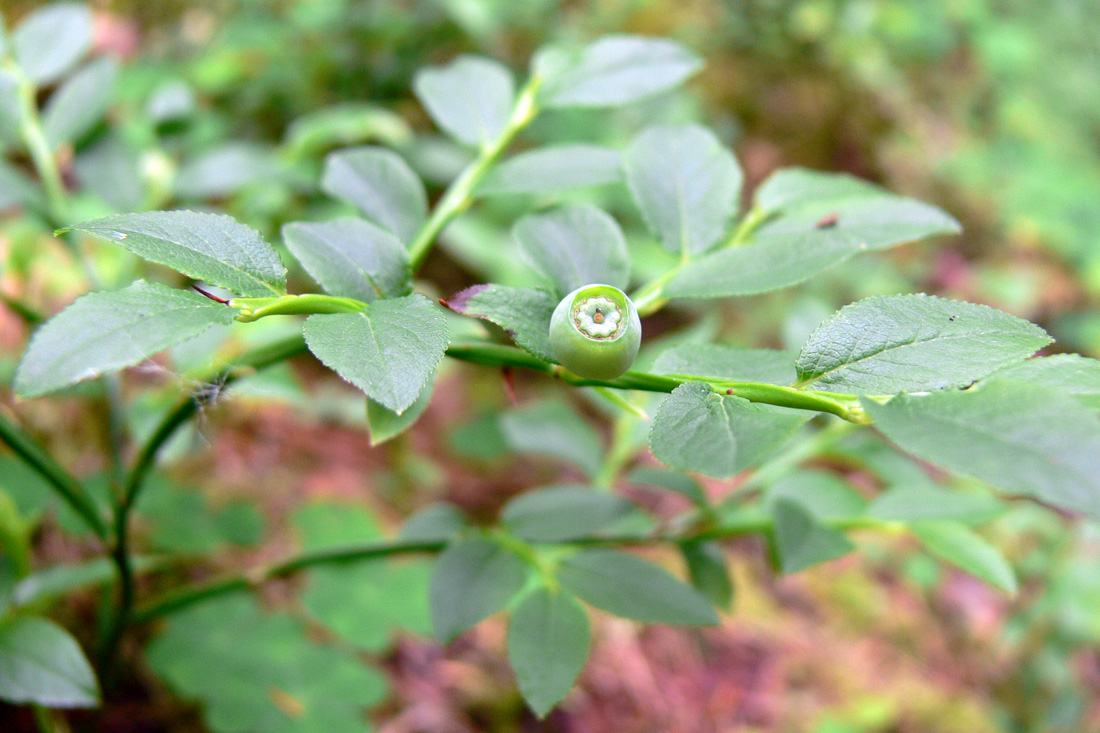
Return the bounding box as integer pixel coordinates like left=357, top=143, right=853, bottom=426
left=3, top=1, right=1100, bottom=731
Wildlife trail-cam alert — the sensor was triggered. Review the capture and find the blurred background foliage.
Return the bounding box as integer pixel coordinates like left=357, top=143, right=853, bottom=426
left=2, top=0, right=1100, bottom=731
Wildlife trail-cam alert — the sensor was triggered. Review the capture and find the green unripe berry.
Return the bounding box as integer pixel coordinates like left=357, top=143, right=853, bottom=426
left=549, top=284, right=641, bottom=380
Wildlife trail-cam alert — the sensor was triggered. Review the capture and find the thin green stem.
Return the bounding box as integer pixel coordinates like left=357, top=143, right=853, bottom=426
left=407, top=75, right=543, bottom=272
left=97, top=334, right=309, bottom=669
left=444, top=341, right=870, bottom=423
left=231, top=293, right=367, bottom=322
left=135, top=512, right=904, bottom=623
left=0, top=409, right=108, bottom=540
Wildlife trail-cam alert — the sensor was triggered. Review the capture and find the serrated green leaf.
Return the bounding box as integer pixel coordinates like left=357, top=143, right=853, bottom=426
left=499, top=400, right=603, bottom=478
left=772, top=498, right=855, bottom=573
left=65, top=211, right=287, bottom=297
left=414, top=55, right=515, bottom=147
left=430, top=537, right=529, bottom=642
left=302, top=294, right=448, bottom=414
left=537, top=35, right=702, bottom=108
left=15, top=280, right=238, bottom=398
left=766, top=470, right=867, bottom=520
left=665, top=170, right=960, bottom=299
left=443, top=284, right=556, bottom=362
left=12, top=3, right=92, bottom=85
left=624, top=124, right=741, bottom=257
left=42, top=57, right=118, bottom=147
left=366, top=377, right=433, bottom=446
left=508, top=588, right=590, bottom=717
left=321, top=146, right=427, bottom=245
left=990, top=354, right=1100, bottom=409
left=912, top=521, right=1017, bottom=594
left=283, top=217, right=410, bottom=302
left=478, top=144, right=622, bottom=196
left=557, top=548, right=718, bottom=625
left=174, top=143, right=281, bottom=199
left=501, top=485, right=634, bottom=542
left=0, top=616, right=98, bottom=707
left=513, top=204, right=630, bottom=295
left=147, top=595, right=386, bottom=733
left=795, top=294, right=1050, bottom=393
left=681, top=541, right=733, bottom=611
left=650, top=382, right=809, bottom=479
left=864, top=380, right=1100, bottom=520
left=651, top=344, right=797, bottom=385
left=867, top=485, right=1005, bottom=523
left=294, top=503, right=431, bottom=650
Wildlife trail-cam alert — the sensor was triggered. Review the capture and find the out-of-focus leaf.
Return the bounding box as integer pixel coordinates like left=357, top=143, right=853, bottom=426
left=478, top=144, right=622, bottom=196
left=0, top=616, right=98, bottom=707
left=414, top=55, right=515, bottom=147
left=508, top=587, right=590, bottom=717
left=537, top=35, right=702, bottom=108
left=513, top=204, right=630, bottom=294
left=12, top=3, right=92, bottom=85
left=430, top=537, right=528, bottom=642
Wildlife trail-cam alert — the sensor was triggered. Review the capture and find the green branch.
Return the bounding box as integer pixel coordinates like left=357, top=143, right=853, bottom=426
left=0, top=409, right=108, bottom=540
left=445, top=342, right=870, bottom=423
left=135, top=513, right=900, bottom=623
left=407, top=75, right=543, bottom=271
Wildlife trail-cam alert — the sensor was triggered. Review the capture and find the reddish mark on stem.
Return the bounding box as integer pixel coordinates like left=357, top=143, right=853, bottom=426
left=502, top=366, right=518, bottom=404
left=816, top=212, right=839, bottom=228
left=192, top=285, right=231, bottom=304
